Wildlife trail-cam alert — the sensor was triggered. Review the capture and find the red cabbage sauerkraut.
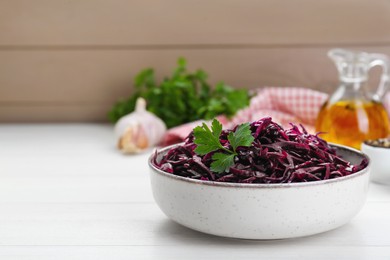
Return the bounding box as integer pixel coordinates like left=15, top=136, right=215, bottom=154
left=152, top=118, right=368, bottom=183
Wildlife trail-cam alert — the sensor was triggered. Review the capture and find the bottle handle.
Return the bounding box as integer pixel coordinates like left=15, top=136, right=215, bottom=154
left=368, top=53, right=390, bottom=99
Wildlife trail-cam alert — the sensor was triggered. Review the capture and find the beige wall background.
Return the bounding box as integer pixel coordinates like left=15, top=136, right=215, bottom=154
left=1, top=0, right=390, bottom=122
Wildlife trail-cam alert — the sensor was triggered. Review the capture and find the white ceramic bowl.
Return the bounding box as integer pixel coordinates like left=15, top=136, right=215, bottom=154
left=362, top=142, right=390, bottom=185
left=148, top=144, right=370, bottom=240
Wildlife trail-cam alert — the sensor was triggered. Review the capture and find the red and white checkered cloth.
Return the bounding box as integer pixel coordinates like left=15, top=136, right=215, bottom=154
left=161, top=87, right=390, bottom=146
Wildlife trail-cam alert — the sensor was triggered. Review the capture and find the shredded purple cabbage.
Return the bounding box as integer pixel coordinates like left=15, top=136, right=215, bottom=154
left=152, top=117, right=368, bottom=183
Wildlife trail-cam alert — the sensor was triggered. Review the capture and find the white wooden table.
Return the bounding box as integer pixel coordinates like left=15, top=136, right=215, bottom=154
left=0, top=124, right=389, bottom=259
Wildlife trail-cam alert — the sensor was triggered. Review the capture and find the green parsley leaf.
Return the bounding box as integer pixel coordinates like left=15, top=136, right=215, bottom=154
left=193, top=120, right=226, bottom=155
left=193, top=118, right=254, bottom=173
left=228, top=123, right=255, bottom=151
left=211, top=118, right=223, bottom=139
left=211, top=153, right=236, bottom=173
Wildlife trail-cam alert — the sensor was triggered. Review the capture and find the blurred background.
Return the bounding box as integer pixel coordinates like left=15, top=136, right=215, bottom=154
left=1, top=0, right=390, bottom=122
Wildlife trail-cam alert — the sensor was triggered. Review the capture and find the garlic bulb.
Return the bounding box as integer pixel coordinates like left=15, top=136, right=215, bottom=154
left=115, top=97, right=167, bottom=154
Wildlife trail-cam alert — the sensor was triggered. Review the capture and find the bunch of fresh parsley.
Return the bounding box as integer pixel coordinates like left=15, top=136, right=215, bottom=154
left=193, top=119, right=254, bottom=173
left=108, top=58, right=250, bottom=128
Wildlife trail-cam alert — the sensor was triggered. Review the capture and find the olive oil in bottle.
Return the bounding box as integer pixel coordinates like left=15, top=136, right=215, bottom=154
left=315, top=48, right=390, bottom=150
left=315, top=100, right=390, bottom=150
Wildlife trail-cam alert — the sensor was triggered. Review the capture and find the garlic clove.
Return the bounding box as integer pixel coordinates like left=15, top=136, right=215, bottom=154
left=115, top=97, right=167, bottom=154
left=117, top=123, right=149, bottom=153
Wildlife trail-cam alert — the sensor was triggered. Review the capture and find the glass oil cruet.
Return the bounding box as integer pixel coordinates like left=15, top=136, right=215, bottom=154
left=315, top=48, right=390, bottom=150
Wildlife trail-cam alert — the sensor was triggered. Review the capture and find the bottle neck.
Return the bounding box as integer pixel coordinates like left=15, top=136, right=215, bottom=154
left=328, top=79, right=369, bottom=104
left=339, top=79, right=367, bottom=91
left=339, top=74, right=367, bottom=83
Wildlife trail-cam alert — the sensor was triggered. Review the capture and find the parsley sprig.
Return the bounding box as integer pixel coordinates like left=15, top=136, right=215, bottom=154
left=193, top=119, right=254, bottom=173
left=108, top=58, right=250, bottom=128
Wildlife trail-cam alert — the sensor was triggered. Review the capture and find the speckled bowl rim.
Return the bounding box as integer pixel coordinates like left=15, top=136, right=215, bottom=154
left=148, top=143, right=370, bottom=189
left=362, top=142, right=390, bottom=152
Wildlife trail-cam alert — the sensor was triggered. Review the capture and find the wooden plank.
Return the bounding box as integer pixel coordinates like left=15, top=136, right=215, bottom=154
left=0, top=124, right=154, bottom=203
left=1, top=46, right=389, bottom=122
left=1, top=46, right=389, bottom=102
left=0, top=104, right=111, bottom=122
left=1, top=0, right=390, bottom=46
left=0, top=202, right=389, bottom=246
left=0, top=246, right=390, bottom=260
